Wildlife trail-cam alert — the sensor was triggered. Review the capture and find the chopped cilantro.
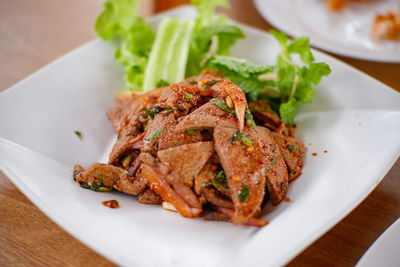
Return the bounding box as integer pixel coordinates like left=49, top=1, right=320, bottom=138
left=230, top=130, right=252, bottom=146
left=117, top=134, right=122, bottom=140
left=185, top=129, right=197, bottom=135
left=238, top=184, right=250, bottom=202
left=211, top=170, right=228, bottom=189
left=73, top=170, right=81, bottom=180
left=202, top=79, right=221, bottom=91
left=184, top=93, right=194, bottom=100
left=74, top=130, right=83, bottom=140
left=265, top=166, right=271, bottom=173
left=145, top=108, right=154, bottom=119
left=245, top=107, right=257, bottom=129
left=288, top=144, right=299, bottom=152
left=211, top=98, right=235, bottom=114
left=160, top=109, right=173, bottom=114
left=271, top=157, right=276, bottom=165
left=145, top=128, right=163, bottom=140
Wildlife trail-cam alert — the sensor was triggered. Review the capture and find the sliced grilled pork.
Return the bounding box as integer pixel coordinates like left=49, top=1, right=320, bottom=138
left=272, top=132, right=305, bottom=182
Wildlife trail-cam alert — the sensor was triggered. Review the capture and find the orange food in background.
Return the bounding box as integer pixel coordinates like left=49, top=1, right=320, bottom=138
left=372, top=8, right=400, bottom=40
left=328, top=0, right=370, bottom=11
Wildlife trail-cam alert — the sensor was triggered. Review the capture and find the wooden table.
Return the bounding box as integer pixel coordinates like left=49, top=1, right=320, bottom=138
left=0, top=0, right=399, bottom=266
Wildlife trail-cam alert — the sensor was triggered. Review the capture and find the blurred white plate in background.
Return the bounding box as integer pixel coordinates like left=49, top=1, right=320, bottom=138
left=356, top=218, right=400, bottom=267
left=254, top=0, right=400, bottom=62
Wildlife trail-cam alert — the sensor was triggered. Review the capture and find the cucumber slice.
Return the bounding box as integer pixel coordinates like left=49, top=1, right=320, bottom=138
left=143, top=18, right=194, bottom=92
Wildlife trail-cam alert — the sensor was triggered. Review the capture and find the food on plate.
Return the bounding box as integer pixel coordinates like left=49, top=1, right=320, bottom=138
left=372, top=7, right=400, bottom=40
left=74, top=71, right=305, bottom=226
left=73, top=0, right=330, bottom=226
left=328, top=0, right=370, bottom=11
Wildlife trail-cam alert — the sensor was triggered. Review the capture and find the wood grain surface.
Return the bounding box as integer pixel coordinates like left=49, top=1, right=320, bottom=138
left=0, top=0, right=399, bottom=266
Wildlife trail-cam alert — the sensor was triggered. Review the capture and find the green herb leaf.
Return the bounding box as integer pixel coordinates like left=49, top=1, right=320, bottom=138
left=95, top=0, right=155, bottom=91
left=202, top=79, right=221, bottom=91
left=145, top=128, right=163, bottom=140
left=230, top=130, right=253, bottom=146
left=185, top=129, right=197, bottom=135
left=245, top=107, right=257, bottom=129
left=184, top=93, right=194, bottom=100
left=271, top=157, right=276, bottom=165
left=145, top=108, right=154, bottom=119
left=230, top=130, right=240, bottom=145
left=99, top=174, right=103, bottom=185
left=265, top=166, right=271, bottom=173
left=238, top=184, right=250, bottom=202
left=74, top=131, right=83, bottom=140
left=211, top=98, right=235, bottom=114
left=288, top=145, right=298, bottom=152
left=211, top=170, right=228, bottom=189
left=117, top=134, right=122, bottom=139
left=73, top=170, right=81, bottom=180
left=150, top=107, right=160, bottom=114
left=156, top=79, right=170, bottom=87
left=160, top=108, right=173, bottom=114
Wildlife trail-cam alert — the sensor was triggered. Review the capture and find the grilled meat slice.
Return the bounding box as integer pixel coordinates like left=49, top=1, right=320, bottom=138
left=272, top=132, right=305, bottom=182
left=213, top=126, right=267, bottom=225
left=256, top=127, right=289, bottom=205
left=74, top=163, right=146, bottom=195
left=157, top=142, right=214, bottom=185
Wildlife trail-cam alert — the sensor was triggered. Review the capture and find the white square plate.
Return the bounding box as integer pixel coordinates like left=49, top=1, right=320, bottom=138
left=1, top=6, right=399, bottom=267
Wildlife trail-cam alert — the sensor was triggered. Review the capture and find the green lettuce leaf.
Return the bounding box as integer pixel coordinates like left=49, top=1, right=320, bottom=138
left=95, top=0, right=155, bottom=91
left=186, top=0, right=244, bottom=77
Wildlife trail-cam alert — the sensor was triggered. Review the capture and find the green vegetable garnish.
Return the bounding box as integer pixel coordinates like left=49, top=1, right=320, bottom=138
left=95, top=0, right=155, bottom=91
left=73, top=170, right=81, bottom=180
left=245, top=107, right=257, bottom=129
left=288, top=144, right=299, bottom=152
left=99, top=174, right=103, bottom=185
left=186, top=0, right=244, bottom=76
left=159, top=109, right=173, bottom=114
left=201, top=79, right=221, bottom=91
left=230, top=130, right=253, bottom=147
left=184, top=93, right=194, bottom=100
left=265, top=166, right=271, bottom=173
left=156, top=79, right=170, bottom=87
left=145, top=108, right=154, bottom=119
left=211, top=169, right=228, bottom=190
left=238, top=184, right=250, bottom=202
left=211, top=98, right=235, bottom=114
left=185, top=129, right=197, bottom=135
left=145, top=128, right=163, bottom=140
left=150, top=107, right=160, bottom=114
left=117, top=134, right=122, bottom=139
left=143, top=18, right=195, bottom=91
left=79, top=181, right=112, bottom=192
left=74, top=131, right=83, bottom=140
left=271, top=157, right=276, bottom=165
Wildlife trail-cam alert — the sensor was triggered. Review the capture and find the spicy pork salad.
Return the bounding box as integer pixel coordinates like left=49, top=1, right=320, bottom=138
left=73, top=0, right=331, bottom=227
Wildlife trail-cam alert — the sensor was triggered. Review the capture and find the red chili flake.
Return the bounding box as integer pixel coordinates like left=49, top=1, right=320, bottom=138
left=284, top=196, right=291, bottom=202
left=211, top=164, right=218, bottom=171
left=102, top=199, right=119, bottom=209
left=312, top=152, right=318, bottom=156
left=323, top=150, right=328, bottom=153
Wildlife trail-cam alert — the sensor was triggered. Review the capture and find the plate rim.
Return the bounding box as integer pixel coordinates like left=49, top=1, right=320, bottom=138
left=253, top=0, right=400, bottom=63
